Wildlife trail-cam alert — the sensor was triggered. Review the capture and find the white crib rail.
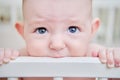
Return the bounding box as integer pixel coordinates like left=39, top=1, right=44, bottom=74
left=0, top=57, right=120, bottom=80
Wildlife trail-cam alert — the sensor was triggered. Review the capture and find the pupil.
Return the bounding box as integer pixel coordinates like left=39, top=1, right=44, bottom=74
left=69, top=26, right=77, bottom=33
left=38, top=28, right=46, bottom=34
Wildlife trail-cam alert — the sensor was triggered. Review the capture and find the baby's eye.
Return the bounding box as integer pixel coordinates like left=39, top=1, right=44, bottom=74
left=35, top=27, right=47, bottom=34
left=68, top=26, right=80, bottom=33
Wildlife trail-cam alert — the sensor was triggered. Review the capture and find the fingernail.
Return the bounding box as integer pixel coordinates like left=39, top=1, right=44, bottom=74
left=11, top=57, right=16, bottom=60
left=115, top=64, right=119, bottom=67
left=108, top=64, right=114, bottom=68
left=101, top=59, right=107, bottom=63
left=3, top=58, right=10, bottom=63
left=115, top=63, right=120, bottom=67
left=0, top=61, right=3, bottom=65
left=119, top=64, right=120, bottom=67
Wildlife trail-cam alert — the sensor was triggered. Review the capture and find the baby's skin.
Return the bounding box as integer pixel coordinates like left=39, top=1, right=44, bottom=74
left=0, top=0, right=120, bottom=80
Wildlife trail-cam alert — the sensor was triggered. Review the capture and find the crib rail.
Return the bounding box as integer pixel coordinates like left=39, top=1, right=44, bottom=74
left=0, top=57, right=120, bottom=80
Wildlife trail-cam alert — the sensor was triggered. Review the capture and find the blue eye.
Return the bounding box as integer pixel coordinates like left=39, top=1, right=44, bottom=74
left=68, top=26, right=79, bottom=33
left=36, top=27, right=47, bottom=34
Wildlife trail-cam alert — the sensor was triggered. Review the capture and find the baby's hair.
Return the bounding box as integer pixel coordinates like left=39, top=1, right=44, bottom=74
left=22, top=0, right=93, bottom=20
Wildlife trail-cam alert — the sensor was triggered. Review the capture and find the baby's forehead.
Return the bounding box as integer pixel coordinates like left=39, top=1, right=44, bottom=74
left=23, top=0, right=92, bottom=23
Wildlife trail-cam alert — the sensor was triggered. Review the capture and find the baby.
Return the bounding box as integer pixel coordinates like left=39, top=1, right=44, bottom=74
left=0, top=0, right=120, bottom=80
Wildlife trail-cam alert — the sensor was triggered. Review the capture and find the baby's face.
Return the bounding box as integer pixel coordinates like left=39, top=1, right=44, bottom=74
left=23, top=0, right=93, bottom=57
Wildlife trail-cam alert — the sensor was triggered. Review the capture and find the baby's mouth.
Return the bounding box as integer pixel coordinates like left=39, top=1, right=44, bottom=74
left=48, top=51, right=69, bottom=58
left=48, top=53, right=65, bottom=58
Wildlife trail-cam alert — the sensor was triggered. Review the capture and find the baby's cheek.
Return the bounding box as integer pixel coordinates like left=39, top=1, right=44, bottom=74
left=66, top=40, right=88, bottom=57
left=70, top=47, right=87, bottom=57
left=26, top=43, right=47, bottom=57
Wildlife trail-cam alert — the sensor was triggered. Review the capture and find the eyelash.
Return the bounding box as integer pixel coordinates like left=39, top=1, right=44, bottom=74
left=34, top=26, right=81, bottom=34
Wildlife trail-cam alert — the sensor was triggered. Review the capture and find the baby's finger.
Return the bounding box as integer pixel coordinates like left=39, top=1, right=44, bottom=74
left=113, top=48, right=120, bottom=67
left=11, top=50, right=19, bottom=60
left=99, top=49, right=107, bottom=64
left=106, top=49, right=114, bottom=68
left=0, top=48, right=4, bottom=65
left=3, top=48, right=12, bottom=63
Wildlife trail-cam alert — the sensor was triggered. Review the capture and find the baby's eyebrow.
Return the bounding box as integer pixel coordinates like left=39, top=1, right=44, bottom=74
left=27, top=19, right=47, bottom=27
left=66, top=17, right=84, bottom=24
left=67, top=19, right=85, bottom=26
left=68, top=17, right=80, bottom=21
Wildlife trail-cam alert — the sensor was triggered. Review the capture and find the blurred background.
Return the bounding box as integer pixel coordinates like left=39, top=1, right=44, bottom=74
left=0, top=0, right=120, bottom=49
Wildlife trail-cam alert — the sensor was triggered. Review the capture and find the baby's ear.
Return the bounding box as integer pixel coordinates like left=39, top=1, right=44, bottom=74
left=15, top=22, right=24, bottom=38
left=91, top=18, right=100, bottom=36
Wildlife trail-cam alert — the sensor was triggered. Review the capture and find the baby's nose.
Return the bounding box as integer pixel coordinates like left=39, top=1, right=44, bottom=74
left=49, top=35, right=66, bottom=51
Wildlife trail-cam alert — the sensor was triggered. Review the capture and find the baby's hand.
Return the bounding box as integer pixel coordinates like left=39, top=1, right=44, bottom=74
left=92, top=48, right=120, bottom=68
left=0, top=48, right=19, bottom=65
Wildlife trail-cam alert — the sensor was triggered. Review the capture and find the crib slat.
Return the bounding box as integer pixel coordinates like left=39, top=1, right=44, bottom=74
left=53, top=77, right=63, bottom=80
left=97, top=78, right=108, bottom=80
left=7, top=78, right=18, bottom=80
left=0, top=57, right=120, bottom=78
